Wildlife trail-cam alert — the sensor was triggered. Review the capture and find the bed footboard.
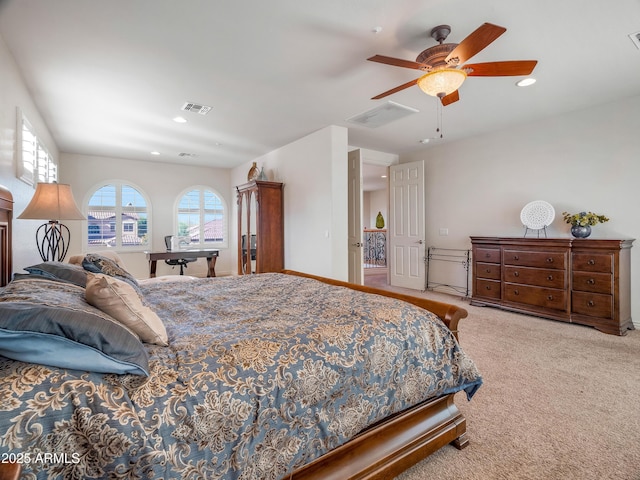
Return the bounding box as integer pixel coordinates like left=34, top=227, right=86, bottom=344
left=290, top=394, right=466, bottom=480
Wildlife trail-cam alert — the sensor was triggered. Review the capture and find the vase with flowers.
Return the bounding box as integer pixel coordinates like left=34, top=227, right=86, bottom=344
left=562, top=211, right=609, bottom=238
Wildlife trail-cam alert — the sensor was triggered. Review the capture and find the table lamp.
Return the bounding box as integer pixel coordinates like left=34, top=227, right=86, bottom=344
left=17, top=182, right=85, bottom=262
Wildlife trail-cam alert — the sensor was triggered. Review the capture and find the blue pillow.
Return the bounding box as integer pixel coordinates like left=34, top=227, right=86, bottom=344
left=82, top=254, right=141, bottom=293
left=0, top=277, right=149, bottom=375
left=24, top=261, right=88, bottom=287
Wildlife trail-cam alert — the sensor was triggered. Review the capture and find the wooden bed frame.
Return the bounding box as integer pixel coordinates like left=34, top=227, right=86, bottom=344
left=283, top=270, right=470, bottom=480
left=0, top=185, right=471, bottom=480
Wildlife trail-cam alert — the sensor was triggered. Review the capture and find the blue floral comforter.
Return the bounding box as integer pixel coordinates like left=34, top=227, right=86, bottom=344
left=0, top=273, right=481, bottom=479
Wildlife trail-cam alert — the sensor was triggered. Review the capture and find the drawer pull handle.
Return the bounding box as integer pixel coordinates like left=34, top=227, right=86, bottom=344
left=486, top=268, right=491, bottom=273
left=485, top=285, right=491, bottom=290
left=587, top=278, right=595, bottom=285
left=513, top=289, right=519, bottom=295
left=485, top=253, right=491, bottom=258
left=588, top=300, right=595, bottom=307
left=546, top=257, right=554, bottom=263
left=513, top=271, right=519, bottom=277
left=547, top=275, right=554, bottom=281
left=547, top=295, right=554, bottom=301
left=513, top=255, right=519, bottom=260
left=588, top=259, right=596, bottom=265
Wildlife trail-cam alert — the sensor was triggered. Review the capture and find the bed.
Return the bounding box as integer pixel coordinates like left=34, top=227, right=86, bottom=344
left=0, top=185, right=482, bottom=480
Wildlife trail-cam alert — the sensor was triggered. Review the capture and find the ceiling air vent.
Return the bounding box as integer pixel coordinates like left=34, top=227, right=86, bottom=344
left=178, top=152, right=197, bottom=157
left=181, top=102, right=212, bottom=115
left=346, top=101, right=419, bottom=128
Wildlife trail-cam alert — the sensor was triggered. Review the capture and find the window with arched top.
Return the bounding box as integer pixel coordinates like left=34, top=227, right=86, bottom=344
left=85, top=182, right=150, bottom=250
left=175, top=187, right=227, bottom=248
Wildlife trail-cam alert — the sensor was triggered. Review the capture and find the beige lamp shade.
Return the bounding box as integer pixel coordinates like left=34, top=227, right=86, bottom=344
left=18, top=182, right=85, bottom=221
left=417, top=68, right=467, bottom=97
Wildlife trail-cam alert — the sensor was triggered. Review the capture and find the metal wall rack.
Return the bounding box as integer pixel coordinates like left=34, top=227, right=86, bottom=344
left=425, top=246, right=471, bottom=298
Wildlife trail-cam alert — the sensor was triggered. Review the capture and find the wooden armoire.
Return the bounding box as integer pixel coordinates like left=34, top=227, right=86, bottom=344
left=236, top=180, right=284, bottom=274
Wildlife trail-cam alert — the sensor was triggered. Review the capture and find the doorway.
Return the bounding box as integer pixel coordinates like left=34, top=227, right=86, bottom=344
left=362, top=166, right=389, bottom=287
left=348, top=148, right=403, bottom=288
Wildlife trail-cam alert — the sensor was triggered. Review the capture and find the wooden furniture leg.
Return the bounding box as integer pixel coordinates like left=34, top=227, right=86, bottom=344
left=0, top=462, right=21, bottom=480
left=149, top=259, right=158, bottom=278
left=205, top=255, right=217, bottom=277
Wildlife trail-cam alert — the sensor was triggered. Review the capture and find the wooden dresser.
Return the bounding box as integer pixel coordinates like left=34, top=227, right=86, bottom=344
left=470, top=237, right=634, bottom=335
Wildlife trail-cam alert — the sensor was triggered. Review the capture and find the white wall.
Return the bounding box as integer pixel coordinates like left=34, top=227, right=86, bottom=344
left=401, top=95, right=640, bottom=326
left=230, top=125, right=349, bottom=280
left=0, top=34, right=60, bottom=271
left=60, top=153, right=233, bottom=279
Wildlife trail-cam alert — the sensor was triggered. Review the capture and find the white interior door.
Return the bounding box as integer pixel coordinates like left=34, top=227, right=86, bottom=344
left=347, top=149, right=363, bottom=284
left=389, top=160, right=425, bottom=290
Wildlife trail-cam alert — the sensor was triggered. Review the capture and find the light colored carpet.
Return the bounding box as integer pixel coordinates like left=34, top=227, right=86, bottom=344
left=379, top=286, right=640, bottom=480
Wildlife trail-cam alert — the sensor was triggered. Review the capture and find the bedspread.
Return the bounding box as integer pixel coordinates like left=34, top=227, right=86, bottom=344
left=0, top=273, right=482, bottom=479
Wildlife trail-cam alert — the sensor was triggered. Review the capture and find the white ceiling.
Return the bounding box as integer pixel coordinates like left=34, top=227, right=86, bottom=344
left=2, top=0, right=640, bottom=175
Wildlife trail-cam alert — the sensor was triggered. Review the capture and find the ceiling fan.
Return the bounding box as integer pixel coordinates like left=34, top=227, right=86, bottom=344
left=367, top=22, right=537, bottom=106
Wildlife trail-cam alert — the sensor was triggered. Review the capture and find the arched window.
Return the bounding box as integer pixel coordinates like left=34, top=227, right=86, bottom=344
left=175, top=187, right=227, bottom=248
left=85, top=182, right=150, bottom=250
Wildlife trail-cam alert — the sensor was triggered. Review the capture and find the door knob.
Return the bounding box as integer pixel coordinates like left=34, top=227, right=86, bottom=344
left=352, top=242, right=363, bottom=247
left=416, top=240, right=424, bottom=244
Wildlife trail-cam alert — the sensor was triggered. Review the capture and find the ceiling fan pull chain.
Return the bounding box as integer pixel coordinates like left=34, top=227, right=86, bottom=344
left=436, top=97, right=444, bottom=139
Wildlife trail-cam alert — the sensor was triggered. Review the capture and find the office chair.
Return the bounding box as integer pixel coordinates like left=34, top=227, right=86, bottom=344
left=164, top=235, right=196, bottom=275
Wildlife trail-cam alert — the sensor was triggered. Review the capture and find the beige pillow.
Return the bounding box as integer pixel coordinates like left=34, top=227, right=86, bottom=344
left=138, top=275, right=198, bottom=285
left=85, top=273, right=168, bottom=346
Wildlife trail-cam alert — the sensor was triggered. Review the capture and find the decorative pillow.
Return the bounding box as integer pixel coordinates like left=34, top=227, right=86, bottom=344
left=138, top=275, right=199, bottom=285
left=82, top=253, right=141, bottom=293
left=24, top=261, right=88, bottom=287
left=69, top=250, right=126, bottom=268
left=85, top=273, right=168, bottom=346
left=0, top=277, right=149, bottom=375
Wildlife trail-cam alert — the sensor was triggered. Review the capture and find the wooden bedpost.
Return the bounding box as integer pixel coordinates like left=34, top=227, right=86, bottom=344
left=0, top=184, right=13, bottom=287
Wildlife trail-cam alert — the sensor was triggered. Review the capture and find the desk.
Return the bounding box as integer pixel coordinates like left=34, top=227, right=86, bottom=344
left=145, top=250, right=219, bottom=278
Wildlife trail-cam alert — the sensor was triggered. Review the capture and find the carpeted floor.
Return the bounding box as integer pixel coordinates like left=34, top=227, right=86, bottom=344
left=369, top=283, right=640, bottom=480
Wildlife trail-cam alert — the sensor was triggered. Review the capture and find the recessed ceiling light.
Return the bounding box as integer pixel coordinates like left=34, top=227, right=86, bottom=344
left=372, top=26, right=383, bottom=34
left=150, top=151, right=160, bottom=155
left=173, top=116, right=187, bottom=123
left=419, top=138, right=430, bottom=144
left=516, top=78, right=536, bottom=87
left=381, top=175, right=387, bottom=178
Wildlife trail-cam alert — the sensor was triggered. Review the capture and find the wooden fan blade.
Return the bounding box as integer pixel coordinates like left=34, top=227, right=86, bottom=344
left=445, top=23, right=507, bottom=66
left=464, top=60, right=538, bottom=76
left=367, top=55, right=429, bottom=71
left=371, top=78, right=419, bottom=100
left=441, top=90, right=459, bottom=106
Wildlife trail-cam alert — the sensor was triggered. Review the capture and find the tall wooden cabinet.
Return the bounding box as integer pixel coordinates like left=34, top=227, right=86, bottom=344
left=470, top=237, right=634, bottom=335
left=236, top=180, right=284, bottom=274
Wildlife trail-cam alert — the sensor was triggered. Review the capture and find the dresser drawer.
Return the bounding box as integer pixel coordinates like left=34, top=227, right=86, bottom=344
left=476, top=262, right=501, bottom=280
left=475, top=248, right=500, bottom=263
left=572, top=271, right=613, bottom=295
left=504, top=266, right=566, bottom=289
left=504, top=283, right=567, bottom=311
left=572, top=253, right=613, bottom=273
left=475, top=278, right=501, bottom=299
left=572, top=291, right=613, bottom=319
left=503, top=249, right=566, bottom=270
